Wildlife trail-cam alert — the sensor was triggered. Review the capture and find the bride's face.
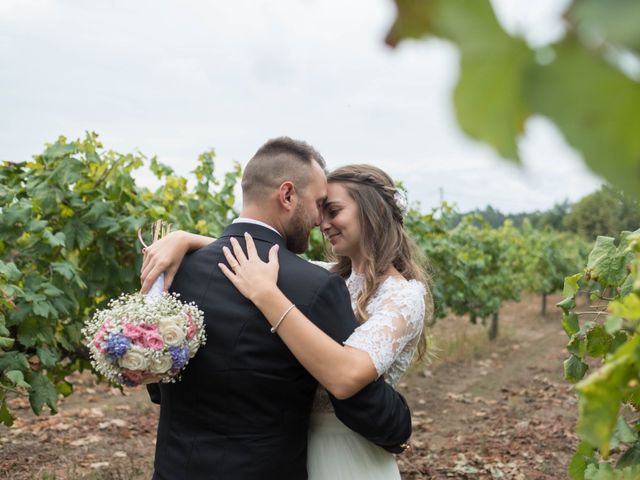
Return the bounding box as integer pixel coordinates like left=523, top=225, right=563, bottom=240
left=321, top=183, right=362, bottom=258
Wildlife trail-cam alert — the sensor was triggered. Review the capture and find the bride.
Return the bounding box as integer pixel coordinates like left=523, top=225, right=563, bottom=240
left=141, top=164, right=434, bottom=479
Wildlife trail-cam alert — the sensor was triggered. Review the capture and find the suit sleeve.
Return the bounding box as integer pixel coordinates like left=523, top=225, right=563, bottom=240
left=305, top=274, right=412, bottom=453
left=146, top=383, right=161, bottom=404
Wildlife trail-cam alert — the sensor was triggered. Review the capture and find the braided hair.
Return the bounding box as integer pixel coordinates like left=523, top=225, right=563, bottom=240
left=326, top=165, right=434, bottom=361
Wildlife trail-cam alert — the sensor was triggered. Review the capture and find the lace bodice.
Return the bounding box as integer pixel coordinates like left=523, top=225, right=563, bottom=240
left=310, top=263, right=427, bottom=413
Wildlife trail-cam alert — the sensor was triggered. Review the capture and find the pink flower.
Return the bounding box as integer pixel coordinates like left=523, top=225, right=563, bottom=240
left=143, top=332, right=165, bottom=350
left=122, top=369, right=149, bottom=385
left=138, top=323, right=159, bottom=333
left=185, top=315, right=197, bottom=340
left=123, top=324, right=145, bottom=342
left=94, top=339, right=107, bottom=353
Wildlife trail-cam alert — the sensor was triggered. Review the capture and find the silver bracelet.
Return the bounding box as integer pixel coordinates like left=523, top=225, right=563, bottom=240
left=270, top=304, right=296, bottom=333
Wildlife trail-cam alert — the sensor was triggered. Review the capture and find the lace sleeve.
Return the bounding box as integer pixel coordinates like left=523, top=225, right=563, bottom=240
left=344, top=279, right=425, bottom=378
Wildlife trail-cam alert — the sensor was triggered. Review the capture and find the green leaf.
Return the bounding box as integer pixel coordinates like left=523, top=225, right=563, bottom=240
left=453, top=38, right=531, bottom=161
left=43, top=141, right=76, bottom=160
left=525, top=40, right=640, bottom=200
left=568, top=0, right=640, bottom=54
left=62, top=220, right=93, bottom=250
left=17, top=316, right=49, bottom=348
left=51, top=262, right=75, bottom=281
left=26, top=371, right=58, bottom=415
left=565, top=354, right=589, bottom=383
left=27, top=219, right=47, bottom=233
left=564, top=273, right=584, bottom=298
left=609, top=331, right=628, bottom=354
left=42, top=283, right=64, bottom=297
left=558, top=296, right=577, bottom=313
left=586, top=237, right=632, bottom=288
left=36, top=346, right=59, bottom=369
left=586, top=324, right=613, bottom=357
left=605, top=316, right=624, bottom=335
left=576, top=353, right=634, bottom=456
left=569, top=441, right=596, bottom=480
left=4, top=370, right=31, bottom=389
left=82, top=200, right=112, bottom=222
left=584, top=462, right=614, bottom=480
left=43, top=229, right=66, bottom=248
left=617, top=443, right=640, bottom=469
left=32, top=301, right=51, bottom=318
left=0, top=261, right=22, bottom=281
left=0, top=399, right=14, bottom=427
left=0, top=336, right=14, bottom=349
left=563, top=313, right=581, bottom=336
left=610, top=416, right=638, bottom=451
left=568, top=326, right=589, bottom=357
left=620, top=273, right=634, bottom=298
left=0, top=351, right=29, bottom=373
left=55, top=380, right=73, bottom=397
left=609, top=294, right=640, bottom=321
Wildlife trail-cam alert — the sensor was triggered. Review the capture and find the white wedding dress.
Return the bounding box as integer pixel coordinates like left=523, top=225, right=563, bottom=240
left=307, top=265, right=427, bottom=480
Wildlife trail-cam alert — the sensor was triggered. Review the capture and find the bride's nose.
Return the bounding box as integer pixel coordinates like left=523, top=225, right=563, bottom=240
left=320, top=215, right=331, bottom=234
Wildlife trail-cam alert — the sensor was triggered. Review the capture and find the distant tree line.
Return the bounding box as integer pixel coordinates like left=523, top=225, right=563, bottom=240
left=450, top=185, right=640, bottom=239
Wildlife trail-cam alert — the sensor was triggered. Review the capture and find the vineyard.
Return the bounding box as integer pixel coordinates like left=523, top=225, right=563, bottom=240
left=0, top=135, right=637, bottom=478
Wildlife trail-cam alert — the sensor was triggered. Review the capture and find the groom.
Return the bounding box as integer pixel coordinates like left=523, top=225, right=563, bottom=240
left=148, top=137, right=411, bottom=480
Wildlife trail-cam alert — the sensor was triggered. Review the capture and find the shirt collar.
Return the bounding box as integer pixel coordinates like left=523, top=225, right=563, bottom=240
left=232, top=217, right=282, bottom=237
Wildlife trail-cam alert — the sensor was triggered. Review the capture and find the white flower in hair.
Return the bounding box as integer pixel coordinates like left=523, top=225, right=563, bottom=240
left=393, top=189, right=409, bottom=216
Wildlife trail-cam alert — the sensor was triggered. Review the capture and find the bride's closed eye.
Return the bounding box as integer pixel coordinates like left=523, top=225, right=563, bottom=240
left=325, top=207, right=340, bottom=218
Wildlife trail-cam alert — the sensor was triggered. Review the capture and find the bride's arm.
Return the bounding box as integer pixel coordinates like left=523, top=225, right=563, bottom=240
left=140, top=230, right=215, bottom=294
left=220, top=234, right=379, bottom=400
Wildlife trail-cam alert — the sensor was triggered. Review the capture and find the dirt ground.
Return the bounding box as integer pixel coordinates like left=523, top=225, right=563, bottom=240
left=0, top=294, right=578, bottom=479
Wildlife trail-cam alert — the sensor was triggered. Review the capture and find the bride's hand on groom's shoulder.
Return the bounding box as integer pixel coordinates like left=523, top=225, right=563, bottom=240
left=219, top=233, right=280, bottom=304
left=140, top=230, right=190, bottom=294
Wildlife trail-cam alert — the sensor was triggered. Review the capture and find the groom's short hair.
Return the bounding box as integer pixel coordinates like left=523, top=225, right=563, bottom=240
left=241, top=137, right=327, bottom=204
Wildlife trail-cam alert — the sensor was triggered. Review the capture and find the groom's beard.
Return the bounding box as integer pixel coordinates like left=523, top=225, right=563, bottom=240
left=286, top=202, right=314, bottom=254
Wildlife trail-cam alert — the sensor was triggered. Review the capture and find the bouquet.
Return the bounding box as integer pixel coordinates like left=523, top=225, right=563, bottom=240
left=82, top=221, right=206, bottom=386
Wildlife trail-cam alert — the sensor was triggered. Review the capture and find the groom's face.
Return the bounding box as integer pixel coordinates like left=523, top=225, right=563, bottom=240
left=284, top=162, right=327, bottom=254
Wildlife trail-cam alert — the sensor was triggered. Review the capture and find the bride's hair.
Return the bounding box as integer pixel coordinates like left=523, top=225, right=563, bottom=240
left=326, top=164, right=434, bottom=360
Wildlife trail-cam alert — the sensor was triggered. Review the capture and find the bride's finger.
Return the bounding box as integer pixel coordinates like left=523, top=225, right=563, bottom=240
left=222, top=246, right=241, bottom=270
left=268, top=244, right=280, bottom=266
left=229, top=237, right=248, bottom=265
left=244, top=233, right=258, bottom=259
left=218, top=262, right=237, bottom=284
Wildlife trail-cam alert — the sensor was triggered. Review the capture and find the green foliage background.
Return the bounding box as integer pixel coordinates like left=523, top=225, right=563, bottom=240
left=0, top=134, right=239, bottom=426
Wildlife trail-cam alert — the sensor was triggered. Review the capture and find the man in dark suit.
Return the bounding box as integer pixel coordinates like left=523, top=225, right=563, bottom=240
left=148, top=137, right=411, bottom=480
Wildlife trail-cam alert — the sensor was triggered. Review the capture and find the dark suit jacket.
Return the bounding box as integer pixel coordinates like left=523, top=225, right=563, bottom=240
left=149, top=222, right=411, bottom=480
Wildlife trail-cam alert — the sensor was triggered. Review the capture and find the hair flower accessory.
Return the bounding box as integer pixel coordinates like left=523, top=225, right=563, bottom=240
left=393, top=189, right=409, bottom=217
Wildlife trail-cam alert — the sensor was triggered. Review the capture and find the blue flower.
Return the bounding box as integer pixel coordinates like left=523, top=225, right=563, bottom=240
left=106, top=333, right=131, bottom=359
left=169, top=346, right=189, bottom=370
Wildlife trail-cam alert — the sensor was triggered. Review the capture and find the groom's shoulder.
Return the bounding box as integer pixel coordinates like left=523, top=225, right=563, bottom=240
left=277, top=251, right=344, bottom=301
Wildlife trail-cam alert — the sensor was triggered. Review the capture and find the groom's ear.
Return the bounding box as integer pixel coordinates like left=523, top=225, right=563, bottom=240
left=277, top=181, right=295, bottom=211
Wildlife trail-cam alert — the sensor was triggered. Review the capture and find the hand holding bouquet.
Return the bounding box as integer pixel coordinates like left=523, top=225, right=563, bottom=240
left=82, top=221, right=206, bottom=387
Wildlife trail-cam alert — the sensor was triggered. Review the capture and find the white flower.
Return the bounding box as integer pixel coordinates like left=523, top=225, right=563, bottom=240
left=149, top=355, right=173, bottom=374
left=119, top=346, right=149, bottom=371
left=187, top=338, right=200, bottom=358
left=393, top=189, right=409, bottom=216
left=161, top=325, right=186, bottom=347
left=158, top=317, right=180, bottom=331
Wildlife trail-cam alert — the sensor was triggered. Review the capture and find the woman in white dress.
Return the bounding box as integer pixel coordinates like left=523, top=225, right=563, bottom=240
left=141, top=164, right=433, bottom=479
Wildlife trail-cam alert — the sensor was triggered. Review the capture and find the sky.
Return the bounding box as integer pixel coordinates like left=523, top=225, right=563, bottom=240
left=0, top=0, right=603, bottom=214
